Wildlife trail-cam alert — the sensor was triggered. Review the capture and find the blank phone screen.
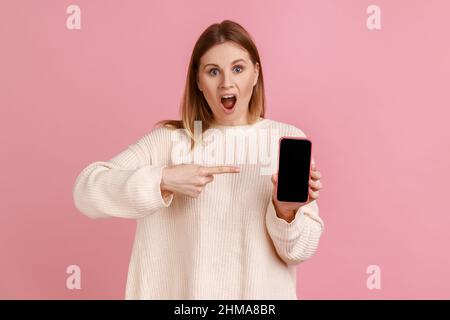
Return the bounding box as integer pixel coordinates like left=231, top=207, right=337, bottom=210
left=276, top=138, right=312, bottom=202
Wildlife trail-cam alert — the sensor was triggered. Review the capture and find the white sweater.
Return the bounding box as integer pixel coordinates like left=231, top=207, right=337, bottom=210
left=72, top=117, right=324, bottom=299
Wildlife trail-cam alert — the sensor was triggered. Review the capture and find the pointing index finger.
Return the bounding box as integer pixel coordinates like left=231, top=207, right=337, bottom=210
left=200, top=165, right=241, bottom=175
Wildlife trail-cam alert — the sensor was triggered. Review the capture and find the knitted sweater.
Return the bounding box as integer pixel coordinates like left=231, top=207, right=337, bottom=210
left=72, top=117, right=324, bottom=299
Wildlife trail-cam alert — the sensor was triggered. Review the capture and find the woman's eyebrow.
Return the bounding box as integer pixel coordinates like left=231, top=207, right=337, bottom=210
left=203, top=59, right=247, bottom=69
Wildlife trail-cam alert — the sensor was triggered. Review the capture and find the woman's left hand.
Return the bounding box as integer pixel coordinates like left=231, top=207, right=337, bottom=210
left=271, top=161, right=323, bottom=223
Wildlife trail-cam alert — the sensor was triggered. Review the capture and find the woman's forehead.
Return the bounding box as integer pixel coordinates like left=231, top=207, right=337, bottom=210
left=200, top=42, right=250, bottom=66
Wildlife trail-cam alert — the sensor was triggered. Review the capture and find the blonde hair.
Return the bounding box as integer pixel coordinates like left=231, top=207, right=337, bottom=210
left=155, top=20, right=266, bottom=150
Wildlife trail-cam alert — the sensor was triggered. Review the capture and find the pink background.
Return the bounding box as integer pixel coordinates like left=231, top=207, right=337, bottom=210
left=1, top=0, right=449, bottom=299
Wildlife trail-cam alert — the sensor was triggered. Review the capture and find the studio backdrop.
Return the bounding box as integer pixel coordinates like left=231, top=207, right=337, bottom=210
left=1, top=0, right=449, bottom=299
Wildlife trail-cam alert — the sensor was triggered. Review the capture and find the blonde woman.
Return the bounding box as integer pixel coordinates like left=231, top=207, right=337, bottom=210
left=73, top=20, right=324, bottom=300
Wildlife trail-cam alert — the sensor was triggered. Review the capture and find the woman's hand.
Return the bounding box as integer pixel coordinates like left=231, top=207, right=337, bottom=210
left=161, top=164, right=241, bottom=199
left=270, top=161, right=323, bottom=223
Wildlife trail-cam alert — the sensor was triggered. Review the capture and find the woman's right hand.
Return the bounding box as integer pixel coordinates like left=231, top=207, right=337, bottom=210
left=160, top=164, right=241, bottom=198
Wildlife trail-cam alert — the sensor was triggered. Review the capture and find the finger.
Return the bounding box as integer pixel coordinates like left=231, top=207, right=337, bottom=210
left=200, top=175, right=214, bottom=185
left=271, top=174, right=278, bottom=185
left=310, top=170, right=322, bottom=180
left=309, top=179, right=322, bottom=191
left=309, top=188, right=319, bottom=199
left=271, top=175, right=278, bottom=200
left=200, top=165, right=240, bottom=176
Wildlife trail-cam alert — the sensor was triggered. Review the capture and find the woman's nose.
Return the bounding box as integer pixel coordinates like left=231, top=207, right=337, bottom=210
left=220, top=70, right=233, bottom=87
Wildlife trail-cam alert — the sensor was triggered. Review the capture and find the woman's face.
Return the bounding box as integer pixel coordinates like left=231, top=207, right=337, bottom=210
left=197, top=41, right=259, bottom=126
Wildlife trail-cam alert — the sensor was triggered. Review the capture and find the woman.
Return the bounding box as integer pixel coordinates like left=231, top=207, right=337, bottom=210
left=73, top=20, right=324, bottom=300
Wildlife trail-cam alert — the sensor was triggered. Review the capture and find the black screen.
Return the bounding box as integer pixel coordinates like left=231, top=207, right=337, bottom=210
left=276, top=138, right=312, bottom=202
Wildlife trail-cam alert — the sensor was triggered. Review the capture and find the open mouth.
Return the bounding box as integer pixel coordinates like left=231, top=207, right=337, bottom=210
left=220, top=95, right=237, bottom=110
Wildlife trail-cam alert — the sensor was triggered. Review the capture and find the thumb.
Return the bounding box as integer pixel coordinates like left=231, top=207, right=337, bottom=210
left=271, top=174, right=278, bottom=185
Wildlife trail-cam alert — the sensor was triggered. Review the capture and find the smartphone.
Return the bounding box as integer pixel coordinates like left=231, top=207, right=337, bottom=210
left=276, top=137, right=312, bottom=203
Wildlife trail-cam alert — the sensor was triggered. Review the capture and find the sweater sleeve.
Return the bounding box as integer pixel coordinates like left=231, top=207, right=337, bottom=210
left=265, top=124, right=324, bottom=265
left=265, top=198, right=324, bottom=265
left=72, top=133, right=174, bottom=219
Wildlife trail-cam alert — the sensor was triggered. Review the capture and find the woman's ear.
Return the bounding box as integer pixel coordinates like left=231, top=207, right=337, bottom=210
left=253, top=62, right=260, bottom=87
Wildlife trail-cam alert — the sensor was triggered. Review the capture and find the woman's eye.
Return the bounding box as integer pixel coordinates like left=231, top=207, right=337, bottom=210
left=208, top=66, right=244, bottom=76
